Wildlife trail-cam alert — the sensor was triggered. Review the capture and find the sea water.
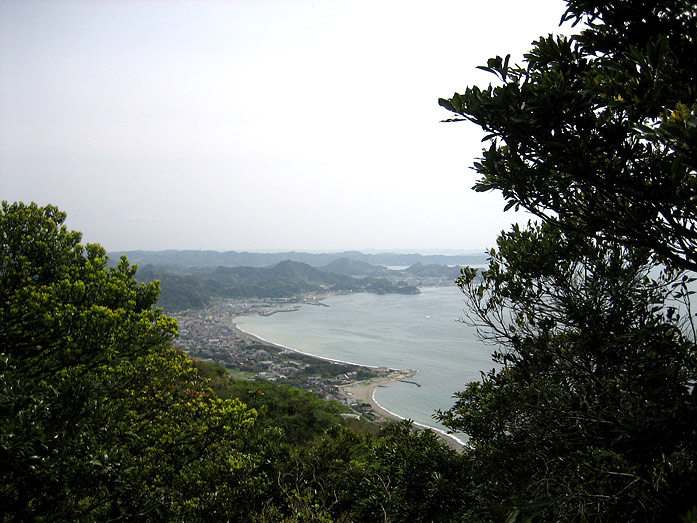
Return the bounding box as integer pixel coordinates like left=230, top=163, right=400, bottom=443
left=235, top=286, right=495, bottom=438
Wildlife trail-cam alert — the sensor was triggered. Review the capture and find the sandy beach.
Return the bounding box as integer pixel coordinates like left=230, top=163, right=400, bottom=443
left=230, top=318, right=464, bottom=452
left=340, top=374, right=465, bottom=452
left=340, top=372, right=414, bottom=422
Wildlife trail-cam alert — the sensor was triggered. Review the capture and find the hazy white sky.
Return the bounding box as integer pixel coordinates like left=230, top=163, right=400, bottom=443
left=1, top=0, right=572, bottom=252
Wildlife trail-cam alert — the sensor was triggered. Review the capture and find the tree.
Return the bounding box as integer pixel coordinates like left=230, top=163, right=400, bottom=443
left=1, top=201, right=477, bottom=522
left=438, top=224, right=697, bottom=520
left=260, top=421, right=474, bottom=522
left=212, top=376, right=347, bottom=445
left=0, top=202, right=267, bottom=521
left=439, top=0, right=697, bottom=272
left=437, top=1, right=697, bottom=520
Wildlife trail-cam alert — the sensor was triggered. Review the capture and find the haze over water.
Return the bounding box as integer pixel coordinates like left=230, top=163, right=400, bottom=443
left=236, top=286, right=494, bottom=437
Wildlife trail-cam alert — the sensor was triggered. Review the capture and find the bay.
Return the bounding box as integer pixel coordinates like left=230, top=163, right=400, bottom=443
left=235, top=286, right=495, bottom=438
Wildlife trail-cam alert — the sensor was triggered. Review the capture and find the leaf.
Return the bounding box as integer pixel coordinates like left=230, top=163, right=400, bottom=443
left=438, top=97, right=456, bottom=113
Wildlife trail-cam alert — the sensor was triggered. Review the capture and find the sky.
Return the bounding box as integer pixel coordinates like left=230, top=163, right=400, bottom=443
left=0, top=0, right=573, bottom=253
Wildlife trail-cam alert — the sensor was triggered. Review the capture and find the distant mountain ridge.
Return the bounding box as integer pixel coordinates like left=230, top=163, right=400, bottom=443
left=136, top=260, right=420, bottom=311
left=110, top=249, right=486, bottom=269
left=318, top=258, right=391, bottom=277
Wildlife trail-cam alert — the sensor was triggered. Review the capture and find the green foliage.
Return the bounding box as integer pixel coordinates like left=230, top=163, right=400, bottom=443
left=683, top=506, right=697, bottom=523
left=439, top=1, right=697, bottom=520
left=267, top=421, right=475, bottom=522
left=440, top=0, right=697, bottom=272
left=440, top=225, right=697, bottom=520
left=0, top=202, right=480, bottom=522
left=136, top=266, right=212, bottom=310
left=0, top=201, right=271, bottom=521
left=192, top=361, right=347, bottom=445
left=191, top=362, right=475, bottom=521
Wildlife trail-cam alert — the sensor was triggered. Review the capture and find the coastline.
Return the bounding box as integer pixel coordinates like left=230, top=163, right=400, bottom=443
left=232, top=319, right=384, bottom=369
left=339, top=373, right=465, bottom=452
left=230, top=317, right=465, bottom=452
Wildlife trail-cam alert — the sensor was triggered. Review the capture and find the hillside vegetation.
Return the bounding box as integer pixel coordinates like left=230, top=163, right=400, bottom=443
left=1, top=202, right=472, bottom=522
left=136, top=259, right=419, bottom=311
left=436, top=0, right=697, bottom=519
left=3, top=0, right=697, bottom=520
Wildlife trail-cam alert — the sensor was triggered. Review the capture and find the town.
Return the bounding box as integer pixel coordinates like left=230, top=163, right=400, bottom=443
left=172, top=297, right=403, bottom=423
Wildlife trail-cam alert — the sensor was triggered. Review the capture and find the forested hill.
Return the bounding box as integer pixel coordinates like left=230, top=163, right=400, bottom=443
left=110, top=249, right=486, bottom=269
left=136, top=260, right=419, bottom=311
